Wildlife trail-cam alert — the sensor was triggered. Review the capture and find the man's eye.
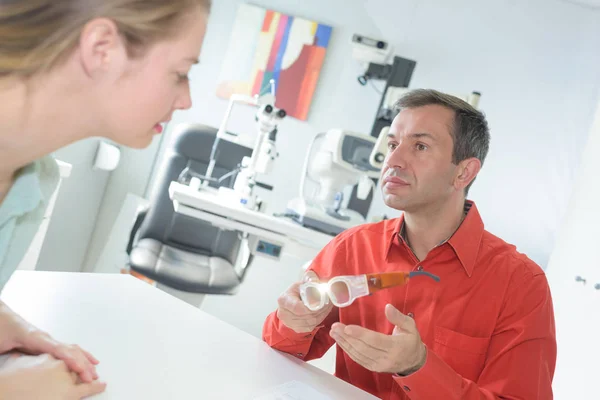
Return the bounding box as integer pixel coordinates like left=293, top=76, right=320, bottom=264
left=416, top=143, right=428, bottom=151
left=387, top=142, right=397, bottom=150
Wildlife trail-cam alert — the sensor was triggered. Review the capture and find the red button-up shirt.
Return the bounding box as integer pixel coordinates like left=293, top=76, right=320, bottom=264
left=263, top=202, right=556, bottom=399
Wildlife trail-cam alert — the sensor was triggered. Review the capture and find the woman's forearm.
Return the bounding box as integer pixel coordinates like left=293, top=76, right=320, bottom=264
left=0, top=301, right=31, bottom=353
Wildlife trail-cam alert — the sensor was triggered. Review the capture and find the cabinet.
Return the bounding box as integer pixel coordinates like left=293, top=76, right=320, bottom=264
left=16, top=160, right=72, bottom=271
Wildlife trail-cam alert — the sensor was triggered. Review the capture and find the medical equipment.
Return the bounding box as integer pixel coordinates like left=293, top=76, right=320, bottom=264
left=223, top=103, right=286, bottom=209
left=201, top=80, right=286, bottom=209
left=286, top=130, right=380, bottom=235
left=351, top=34, right=392, bottom=65
left=299, top=270, right=441, bottom=311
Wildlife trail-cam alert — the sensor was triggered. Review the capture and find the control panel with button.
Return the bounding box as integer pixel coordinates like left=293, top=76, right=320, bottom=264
left=249, top=236, right=284, bottom=261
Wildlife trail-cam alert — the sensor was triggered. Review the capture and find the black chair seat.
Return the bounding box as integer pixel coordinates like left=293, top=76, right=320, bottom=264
left=127, top=124, right=253, bottom=295
left=130, top=238, right=242, bottom=294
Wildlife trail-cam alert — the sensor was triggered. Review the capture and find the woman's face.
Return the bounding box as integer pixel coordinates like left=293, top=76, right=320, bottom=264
left=94, top=8, right=208, bottom=148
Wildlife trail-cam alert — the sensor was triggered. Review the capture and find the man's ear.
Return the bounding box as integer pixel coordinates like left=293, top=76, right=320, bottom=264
left=78, top=18, right=127, bottom=79
left=454, top=157, right=481, bottom=191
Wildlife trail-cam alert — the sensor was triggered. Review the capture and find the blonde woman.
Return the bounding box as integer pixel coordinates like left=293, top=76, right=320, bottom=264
left=0, top=1, right=210, bottom=398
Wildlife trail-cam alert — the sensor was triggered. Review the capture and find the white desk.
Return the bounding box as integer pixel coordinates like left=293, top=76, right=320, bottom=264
left=0, top=271, right=377, bottom=400
left=169, top=182, right=334, bottom=260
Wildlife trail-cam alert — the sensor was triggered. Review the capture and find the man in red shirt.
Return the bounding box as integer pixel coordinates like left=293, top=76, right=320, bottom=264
left=262, top=89, right=556, bottom=399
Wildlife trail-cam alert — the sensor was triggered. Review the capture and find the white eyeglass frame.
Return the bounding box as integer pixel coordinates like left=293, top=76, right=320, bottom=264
left=299, top=270, right=440, bottom=311
left=299, top=275, right=370, bottom=311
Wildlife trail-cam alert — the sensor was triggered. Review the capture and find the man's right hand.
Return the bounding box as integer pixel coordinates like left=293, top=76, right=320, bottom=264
left=276, top=276, right=334, bottom=334
left=0, top=353, right=106, bottom=399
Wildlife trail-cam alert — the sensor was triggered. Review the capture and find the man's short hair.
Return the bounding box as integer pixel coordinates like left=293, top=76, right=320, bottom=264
left=394, top=89, right=490, bottom=195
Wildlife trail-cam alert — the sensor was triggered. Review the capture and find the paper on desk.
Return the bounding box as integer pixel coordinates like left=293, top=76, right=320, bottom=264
left=252, top=381, right=333, bottom=400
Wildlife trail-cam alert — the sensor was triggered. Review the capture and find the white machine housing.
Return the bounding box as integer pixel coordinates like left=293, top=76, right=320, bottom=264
left=351, top=34, right=392, bottom=65
left=308, top=129, right=379, bottom=205
left=287, top=129, right=380, bottom=236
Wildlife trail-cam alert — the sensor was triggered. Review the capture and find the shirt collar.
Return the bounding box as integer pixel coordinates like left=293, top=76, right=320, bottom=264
left=386, top=215, right=405, bottom=259
left=447, top=201, right=484, bottom=277
left=0, top=157, right=58, bottom=228
left=386, top=201, right=484, bottom=277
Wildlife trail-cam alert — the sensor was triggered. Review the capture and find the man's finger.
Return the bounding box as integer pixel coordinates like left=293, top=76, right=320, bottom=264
left=335, top=330, right=389, bottom=360
left=303, top=270, right=320, bottom=283
left=385, top=304, right=416, bottom=332
left=276, top=310, right=314, bottom=333
left=331, top=331, right=377, bottom=370
left=281, top=293, right=332, bottom=318
left=277, top=312, right=323, bottom=332
left=278, top=294, right=313, bottom=316
left=343, top=325, right=393, bottom=351
left=285, top=314, right=324, bottom=327
left=76, top=381, right=107, bottom=399
left=305, top=304, right=332, bottom=321
left=276, top=307, right=311, bottom=324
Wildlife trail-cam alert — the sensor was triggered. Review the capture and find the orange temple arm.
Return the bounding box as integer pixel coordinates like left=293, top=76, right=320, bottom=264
left=365, top=271, right=440, bottom=294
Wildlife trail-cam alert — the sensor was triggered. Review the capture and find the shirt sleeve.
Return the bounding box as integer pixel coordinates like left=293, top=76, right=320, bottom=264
left=392, top=272, right=556, bottom=399
left=262, top=307, right=338, bottom=361
left=262, top=232, right=351, bottom=360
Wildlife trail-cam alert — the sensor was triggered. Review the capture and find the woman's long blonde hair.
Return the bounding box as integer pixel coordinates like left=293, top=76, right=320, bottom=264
left=0, top=0, right=211, bottom=77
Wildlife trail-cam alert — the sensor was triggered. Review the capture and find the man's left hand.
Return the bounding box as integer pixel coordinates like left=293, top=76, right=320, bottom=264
left=329, top=304, right=427, bottom=375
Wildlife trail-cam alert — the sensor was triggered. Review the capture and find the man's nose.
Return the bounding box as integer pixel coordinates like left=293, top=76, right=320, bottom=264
left=385, top=142, right=407, bottom=169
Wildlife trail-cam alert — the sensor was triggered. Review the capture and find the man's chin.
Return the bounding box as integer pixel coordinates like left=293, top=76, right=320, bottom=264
left=383, top=194, right=410, bottom=211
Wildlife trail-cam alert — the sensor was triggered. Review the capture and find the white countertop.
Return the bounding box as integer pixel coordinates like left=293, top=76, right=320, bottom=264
left=0, top=271, right=377, bottom=400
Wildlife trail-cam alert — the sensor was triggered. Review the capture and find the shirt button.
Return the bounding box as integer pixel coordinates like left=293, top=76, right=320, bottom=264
left=416, top=265, right=423, bottom=271
left=403, top=386, right=411, bottom=392
left=296, top=353, right=304, bottom=358
left=407, top=312, right=414, bottom=318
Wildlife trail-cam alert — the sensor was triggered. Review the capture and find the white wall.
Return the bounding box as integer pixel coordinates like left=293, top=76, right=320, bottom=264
left=36, top=139, right=111, bottom=273
left=545, top=93, right=600, bottom=399
left=364, top=0, right=600, bottom=267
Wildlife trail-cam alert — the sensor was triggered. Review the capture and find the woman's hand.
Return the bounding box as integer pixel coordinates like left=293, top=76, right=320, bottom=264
left=0, top=301, right=99, bottom=382
left=0, top=353, right=106, bottom=399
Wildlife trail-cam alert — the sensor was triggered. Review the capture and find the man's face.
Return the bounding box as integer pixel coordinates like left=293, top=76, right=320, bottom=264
left=381, top=104, right=460, bottom=212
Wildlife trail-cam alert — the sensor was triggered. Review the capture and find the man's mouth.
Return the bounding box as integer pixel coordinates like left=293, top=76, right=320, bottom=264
left=383, top=176, right=409, bottom=185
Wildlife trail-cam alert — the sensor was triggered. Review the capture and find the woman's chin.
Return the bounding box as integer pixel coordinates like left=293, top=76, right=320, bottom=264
left=117, top=131, right=156, bottom=149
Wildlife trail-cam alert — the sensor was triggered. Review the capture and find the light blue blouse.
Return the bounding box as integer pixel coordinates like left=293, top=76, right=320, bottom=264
left=0, top=157, right=59, bottom=292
